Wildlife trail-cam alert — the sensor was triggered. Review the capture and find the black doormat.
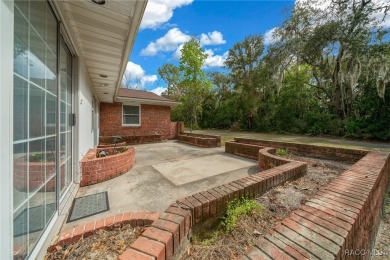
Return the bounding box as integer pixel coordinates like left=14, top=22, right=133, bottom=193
left=14, top=203, right=56, bottom=237
left=67, top=191, right=109, bottom=223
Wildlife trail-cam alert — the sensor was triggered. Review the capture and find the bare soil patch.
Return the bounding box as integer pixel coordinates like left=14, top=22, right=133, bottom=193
left=179, top=154, right=352, bottom=260
left=45, top=224, right=143, bottom=260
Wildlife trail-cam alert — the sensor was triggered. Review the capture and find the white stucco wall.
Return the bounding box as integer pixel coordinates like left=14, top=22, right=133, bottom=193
left=75, top=57, right=99, bottom=179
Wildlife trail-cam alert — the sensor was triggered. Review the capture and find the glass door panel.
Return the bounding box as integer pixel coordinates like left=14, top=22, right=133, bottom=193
left=59, top=40, right=73, bottom=197
left=13, top=0, right=58, bottom=257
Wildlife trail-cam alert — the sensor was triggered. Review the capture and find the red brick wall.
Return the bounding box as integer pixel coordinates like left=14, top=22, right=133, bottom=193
left=225, top=141, right=264, bottom=160
left=178, top=133, right=221, bottom=147
left=234, top=138, right=367, bottom=161
left=100, top=102, right=172, bottom=140
left=80, top=147, right=135, bottom=187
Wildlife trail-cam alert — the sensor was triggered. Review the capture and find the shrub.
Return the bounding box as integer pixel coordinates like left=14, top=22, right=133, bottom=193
left=276, top=149, right=289, bottom=156
left=222, top=198, right=263, bottom=232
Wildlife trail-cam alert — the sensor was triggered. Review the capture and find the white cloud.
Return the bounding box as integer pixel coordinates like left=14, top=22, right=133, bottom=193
left=264, top=27, right=279, bottom=45
left=203, top=49, right=229, bottom=68
left=141, top=28, right=191, bottom=56
left=173, top=43, right=185, bottom=59
left=200, top=31, right=226, bottom=46
left=122, top=61, right=157, bottom=89
left=373, top=10, right=390, bottom=28
left=141, top=28, right=227, bottom=58
left=151, top=86, right=167, bottom=96
left=140, top=0, right=193, bottom=30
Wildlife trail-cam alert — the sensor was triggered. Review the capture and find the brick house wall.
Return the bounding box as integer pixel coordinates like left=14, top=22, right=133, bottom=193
left=100, top=102, right=173, bottom=139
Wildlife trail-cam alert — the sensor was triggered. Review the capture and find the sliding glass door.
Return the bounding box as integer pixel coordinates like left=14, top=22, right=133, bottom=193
left=59, top=40, right=73, bottom=198
left=13, top=0, right=73, bottom=258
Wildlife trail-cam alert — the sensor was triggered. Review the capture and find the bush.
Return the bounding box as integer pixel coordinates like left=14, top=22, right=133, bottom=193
left=222, top=198, right=263, bottom=232
left=276, top=149, right=289, bottom=156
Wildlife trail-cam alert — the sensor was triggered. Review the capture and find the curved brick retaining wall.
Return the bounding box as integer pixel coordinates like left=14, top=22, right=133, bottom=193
left=233, top=138, right=368, bottom=161
left=80, top=147, right=135, bottom=187
left=240, top=151, right=390, bottom=260
left=47, top=211, right=162, bottom=253
left=118, top=146, right=307, bottom=259
left=178, top=133, right=221, bottom=148
left=225, top=141, right=264, bottom=160
left=50, top=139, right=389, bottom=260
left=259, top=147, right=296, bottom=170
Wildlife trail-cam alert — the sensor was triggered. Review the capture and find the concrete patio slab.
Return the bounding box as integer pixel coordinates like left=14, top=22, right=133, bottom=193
left=61, top=141, right=258, bottom=231
left=154, top=154, right=254, bottom=186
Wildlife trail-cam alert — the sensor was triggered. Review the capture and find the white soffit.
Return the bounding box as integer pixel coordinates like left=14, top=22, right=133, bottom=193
left=60, top=0, right=147, bottom=103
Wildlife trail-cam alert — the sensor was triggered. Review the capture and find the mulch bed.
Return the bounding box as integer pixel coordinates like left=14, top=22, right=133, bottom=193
left=45, top=224, right=144, bottom=260
left=179, top=154, right=352, bottom=260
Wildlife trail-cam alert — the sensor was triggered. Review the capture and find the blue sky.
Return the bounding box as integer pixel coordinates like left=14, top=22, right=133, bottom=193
left=122, top=1, right=295, bottom=94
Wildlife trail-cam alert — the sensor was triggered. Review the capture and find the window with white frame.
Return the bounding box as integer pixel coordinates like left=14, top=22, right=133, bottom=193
left=122, top=105, right=140, bottom=126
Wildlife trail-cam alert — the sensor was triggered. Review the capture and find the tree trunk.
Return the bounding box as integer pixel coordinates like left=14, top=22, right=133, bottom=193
left=332, top=46, right=345, bottom=119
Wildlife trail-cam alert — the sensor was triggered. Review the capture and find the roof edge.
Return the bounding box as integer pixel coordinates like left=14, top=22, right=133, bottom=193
left=117, top=96, right=181, bottom=107
left=113, top=0, right=148, bottom=103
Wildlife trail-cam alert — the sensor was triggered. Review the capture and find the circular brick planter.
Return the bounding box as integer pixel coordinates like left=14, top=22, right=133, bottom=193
left=80, top=147, right=135, bottom=187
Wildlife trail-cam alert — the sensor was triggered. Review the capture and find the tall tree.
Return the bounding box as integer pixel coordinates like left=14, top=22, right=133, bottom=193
left=158, top=63, right=180, bottom=98
left=270, top=0, right=390, bottom=118
left=225, top=34, right=264, bottom=129
left=179, top=38, right=212, bottom=132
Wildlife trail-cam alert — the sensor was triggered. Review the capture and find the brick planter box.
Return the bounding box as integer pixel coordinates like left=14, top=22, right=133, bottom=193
left=178, top=133, right=221, bottom=148
left=99, top=135, right=161, bottom=145
left=80, top=147, right=135, bottom=187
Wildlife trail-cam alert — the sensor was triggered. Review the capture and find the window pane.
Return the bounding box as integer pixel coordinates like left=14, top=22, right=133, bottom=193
left=30, top=27, right=46, bottom=88
left=44, top=180, right=57, bottom=226
left=27, top=185, right=47, bottom=255
left=123, top=105, right=139, bottom=115
left=29, top=139, right=45, bottom=194
left=14, top=9, right=28, bottom=78
left=60, top=101, right=66, bottom=132
left=46, top=137, right=56, bottom=181
left=46, top=51, right=57, bottom=95
left=30, top=0, right=46, bottom=42
left=67, top=76, right=72, bottom=105
left=15, top=0, right=29, bottom=19
left=29, top=85, right=45, bottom=138
left=13, top=203, right=28, bottom=260
left=14, top=76, right=28, bottom=141
left=46, top=2, right=57, bottom=57
left=124, top=115, right=139, bottom=125
left=14, top=142, right=28, bottom=208
left=46, top=94, right=56, bottom=135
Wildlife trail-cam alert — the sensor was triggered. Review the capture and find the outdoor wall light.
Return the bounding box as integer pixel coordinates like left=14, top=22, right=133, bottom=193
left=92, top=0, right=105, bottom=5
